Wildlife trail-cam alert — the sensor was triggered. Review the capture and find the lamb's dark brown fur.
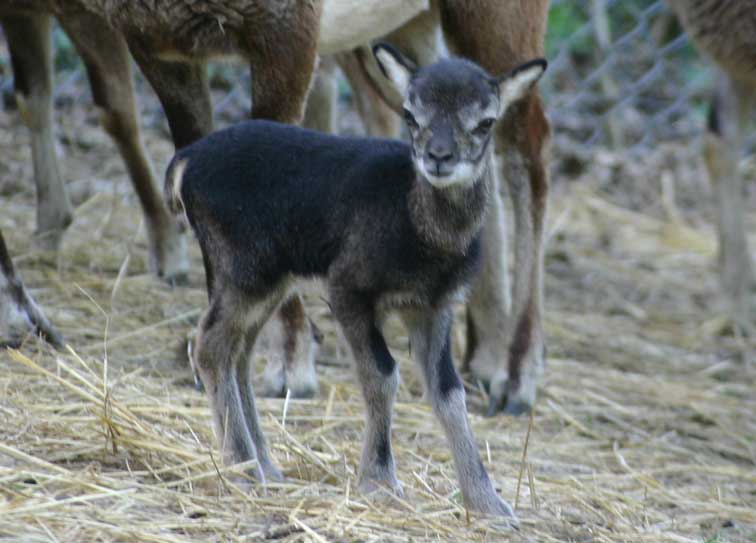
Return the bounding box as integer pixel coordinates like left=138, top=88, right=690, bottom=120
left=168, top=44, right=545, bottom=518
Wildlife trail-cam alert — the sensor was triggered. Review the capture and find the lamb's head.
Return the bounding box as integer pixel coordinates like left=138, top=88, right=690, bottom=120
left=373, top=43, right=546, bottom=190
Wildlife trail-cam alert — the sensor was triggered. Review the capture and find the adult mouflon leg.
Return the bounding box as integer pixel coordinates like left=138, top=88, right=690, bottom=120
left=2, top=14, right=73, bottom=251
left=260, top=296, right=320, bottom=399
left=59, top=11, right=188, bottom=282
left=440, top=0, right=550, bottom=415
left=461, top=166, right=511, bottom=384
left=704, top=75, right=755, bottom=332
left=403, top=307, right=515, bottom=517
left=330, top=287, right=401, bottom=495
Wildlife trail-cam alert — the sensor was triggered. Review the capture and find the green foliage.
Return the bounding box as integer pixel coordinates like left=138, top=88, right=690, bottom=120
left=545, top=3, right=590, bottom=58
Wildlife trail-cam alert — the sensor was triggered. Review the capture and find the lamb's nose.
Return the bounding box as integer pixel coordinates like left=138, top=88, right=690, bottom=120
left=427, top=146, right=454, bottom=164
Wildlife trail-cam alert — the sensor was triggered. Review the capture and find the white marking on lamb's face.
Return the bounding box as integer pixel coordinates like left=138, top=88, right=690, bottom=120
left=419, top=161, right=477, bottom=189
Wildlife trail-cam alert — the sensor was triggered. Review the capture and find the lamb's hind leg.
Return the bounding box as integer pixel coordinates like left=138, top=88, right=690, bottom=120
left=703, top=75, right=755, bottom=331
left=402, top=308, right=515, bottom=518
left=1, top=14, right=72, bottom=250
left=330, top=288, right=401, bottom=495
left=59, top=12, right=188, bottom=282
left=0, top=229, right=62, bottom=347
left=194, top=286, right=283, bottom=483
left=440, top=0, right=551, bottom=416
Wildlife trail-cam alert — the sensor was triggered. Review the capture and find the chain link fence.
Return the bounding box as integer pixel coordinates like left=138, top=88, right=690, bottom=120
left=0, top=0, right=751, bottom=159
left=543, top=0, right=722, bottom=157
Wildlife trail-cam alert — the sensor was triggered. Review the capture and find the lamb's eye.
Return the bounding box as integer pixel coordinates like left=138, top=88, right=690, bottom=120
left=473, top=118, right=495, bottom=136
left=403, top=108, right=419, bottom=129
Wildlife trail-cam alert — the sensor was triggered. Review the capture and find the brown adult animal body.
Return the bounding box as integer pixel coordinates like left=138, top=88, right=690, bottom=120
left=666, top=0, right=755, bottom=330
left=308, top=0, right=552, bottom=415
left=0, top=0, right=323, bottom=355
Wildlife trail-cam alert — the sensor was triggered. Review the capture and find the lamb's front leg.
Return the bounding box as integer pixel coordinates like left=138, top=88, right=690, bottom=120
left=404, top=308, right=515, bottom=519
left=330, top=288, right=401, bottom=495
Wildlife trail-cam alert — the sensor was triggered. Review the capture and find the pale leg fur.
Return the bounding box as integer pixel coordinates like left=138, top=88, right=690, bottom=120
left=486, top=134, right=548, bottom=416
left=703, top=75, right=754, bottom=330
left=463, top=163, right=511, bottom=384
left=403, top=308, right=515, bottom=518
left=2, top=14, right=72, bottom=251
left=303, top=56, right=338, bottom=133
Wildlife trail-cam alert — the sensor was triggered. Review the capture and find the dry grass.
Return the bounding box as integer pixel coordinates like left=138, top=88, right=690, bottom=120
left=1, top=102, right=755, bottom=542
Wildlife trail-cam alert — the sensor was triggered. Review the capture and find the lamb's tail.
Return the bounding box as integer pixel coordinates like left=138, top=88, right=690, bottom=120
left=164, top=157, right=189, bottom=216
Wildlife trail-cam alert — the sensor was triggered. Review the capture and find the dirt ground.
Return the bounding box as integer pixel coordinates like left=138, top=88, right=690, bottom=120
left=0, top=85, right=755, bottom=542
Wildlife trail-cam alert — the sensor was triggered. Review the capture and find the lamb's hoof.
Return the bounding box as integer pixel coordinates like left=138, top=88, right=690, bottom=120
left=358, top=477, right=404, bottom=501
left=260, top=462, right=284, bottom=484
left=487, top=497, right=517, bottom=520
left=465, top=492, right=518, bottom=523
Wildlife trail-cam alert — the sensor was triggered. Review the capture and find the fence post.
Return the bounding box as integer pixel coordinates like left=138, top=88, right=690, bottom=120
left=591, top=0, right=623, bottom=148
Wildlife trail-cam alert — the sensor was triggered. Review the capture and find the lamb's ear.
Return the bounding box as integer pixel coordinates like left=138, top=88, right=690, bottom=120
left=373, top=42, right=417, bottom=97
left=496, top=58, right=547, bottom=114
